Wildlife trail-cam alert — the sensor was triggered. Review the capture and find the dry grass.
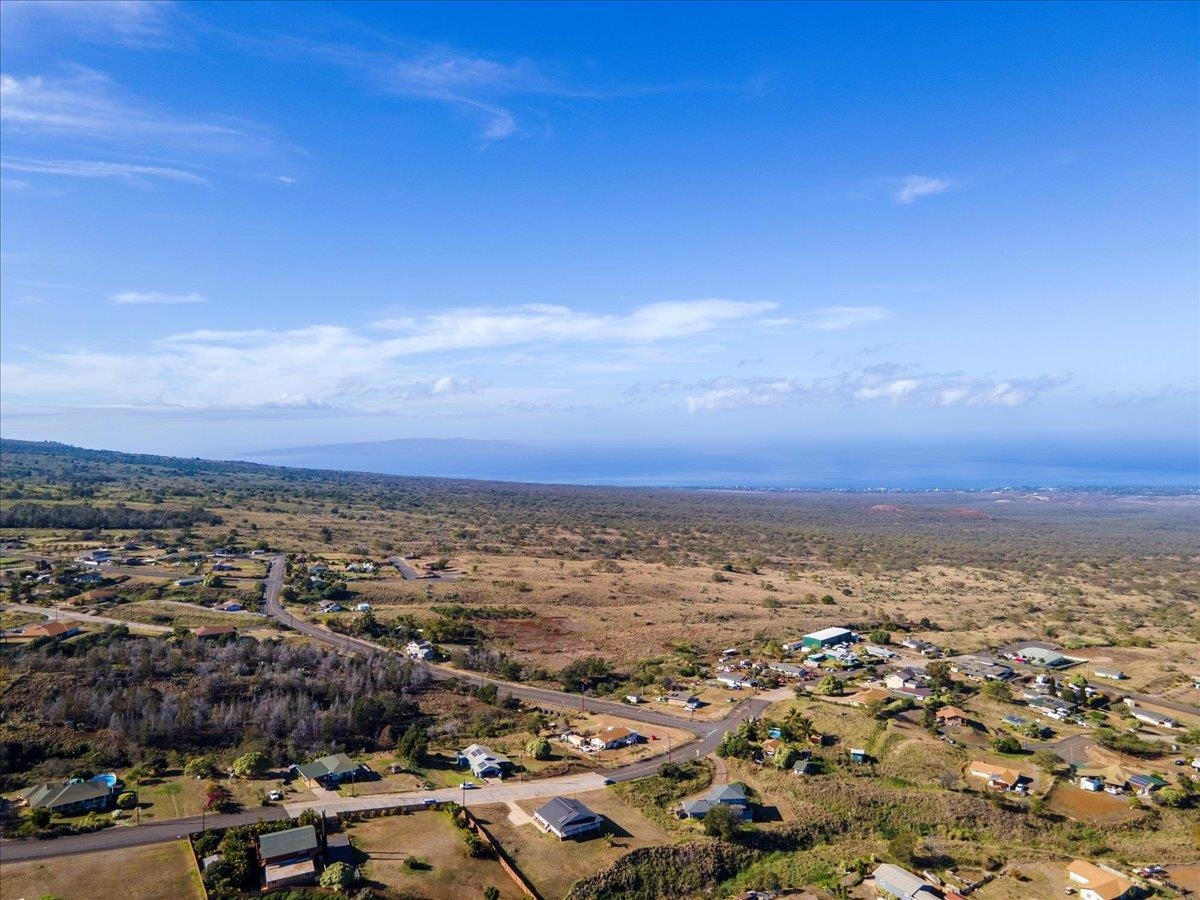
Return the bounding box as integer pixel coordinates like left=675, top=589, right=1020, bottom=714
left=473, top=788, right=678, bottom=900
left=0, top=839, right=202, bottom=900
left=344, top=810, right=524, bottom=899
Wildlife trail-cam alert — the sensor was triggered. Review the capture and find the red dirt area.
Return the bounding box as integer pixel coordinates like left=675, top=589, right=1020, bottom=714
left=1169, top=865, right=1200, bottom=893
left=869, top=505, right=905, bottom=516
left=486, top=617, right=592, bottom=666
left=1044, top=784, right=1141, bottom=825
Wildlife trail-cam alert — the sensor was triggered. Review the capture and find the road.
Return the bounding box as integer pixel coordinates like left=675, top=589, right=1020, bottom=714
left=0, top=807, right=291, bottom=863
left=0, top=602, right=173, bottom=634
left=263, top=556, right=733, bottom=737
left=387, top=555, right=461, bottom=583
left=2, top=555, right=782, bottom=862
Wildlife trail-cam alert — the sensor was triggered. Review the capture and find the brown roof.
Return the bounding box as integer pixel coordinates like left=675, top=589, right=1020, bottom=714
left=23, top=620, right=74, bottom=638
left=194, top=625, right=237, bottom=637
left=601, top=726, right=636, bottom=744
left=1067, top=860, right=1133, bottom=899
left=969, top=761, right=1021, bottom=786
left=936, top=705, right=968, bottom=720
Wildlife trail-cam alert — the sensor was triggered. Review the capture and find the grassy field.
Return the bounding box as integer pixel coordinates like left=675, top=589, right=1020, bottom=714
left=0, top=839, right=203, bottom=900
left=344, top=810, right=524, bottom=899
left=473, top=788, right=678, bottom=900
left=97, top=600, right=263, bottom=629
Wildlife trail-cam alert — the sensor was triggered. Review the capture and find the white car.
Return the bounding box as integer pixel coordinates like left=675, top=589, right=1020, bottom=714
left=267, top=790, right=283, bottom=801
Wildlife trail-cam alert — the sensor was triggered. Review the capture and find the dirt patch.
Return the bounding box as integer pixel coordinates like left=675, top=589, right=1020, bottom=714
left=1044, top=782, right=1142, bottom=825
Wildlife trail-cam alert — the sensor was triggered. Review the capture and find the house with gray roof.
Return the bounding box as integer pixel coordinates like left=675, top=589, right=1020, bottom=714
left=533, top=796, right=604, bottom=839
left=459, top=744, right=511, bottom=778
left=679, top=782, right=752, bottom=821
left=18, top=780, right=112, bottom=815
left=872, top=863, right=940, bottom=899
left=258, top=824, right=321, bottom=889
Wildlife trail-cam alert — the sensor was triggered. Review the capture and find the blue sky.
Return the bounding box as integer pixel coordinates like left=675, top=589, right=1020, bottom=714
left=1, top=1, right=1197, bottom=471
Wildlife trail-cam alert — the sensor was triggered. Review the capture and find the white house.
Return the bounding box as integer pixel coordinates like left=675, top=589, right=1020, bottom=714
left=405, top=640, right=433, bottom=660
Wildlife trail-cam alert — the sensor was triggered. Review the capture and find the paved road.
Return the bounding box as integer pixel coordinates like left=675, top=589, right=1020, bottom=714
left=0, top=807, right=291, bottom=863
left=2, top=556, right=784, bottom=862
left=386, top=555, right=461, bottom=583
left=0, top=602, right=173, bottom=634
left=263, top=556, right=727, bottom=737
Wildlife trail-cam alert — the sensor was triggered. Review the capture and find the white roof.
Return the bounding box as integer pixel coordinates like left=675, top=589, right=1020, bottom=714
left=805, top=626, right=851, bottom=641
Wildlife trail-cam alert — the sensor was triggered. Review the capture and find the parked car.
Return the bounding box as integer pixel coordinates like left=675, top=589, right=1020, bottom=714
left=267, top=790, right=283, bottom=801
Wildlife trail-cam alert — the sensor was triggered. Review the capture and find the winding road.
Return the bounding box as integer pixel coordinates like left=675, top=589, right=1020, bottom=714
left=2, top=555, right=779, bottom=864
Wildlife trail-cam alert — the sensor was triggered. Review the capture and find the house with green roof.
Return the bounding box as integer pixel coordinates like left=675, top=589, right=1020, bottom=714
left=290, top=753, right=366, bottom=787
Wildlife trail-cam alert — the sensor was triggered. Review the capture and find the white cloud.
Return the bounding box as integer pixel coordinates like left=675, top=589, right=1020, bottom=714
left=111, top=291, right=208, bottom=305
left=2, top=299, right=774, bottom=411
left=808, top=306, right=890, bottom=330
left=2, top=157, right=205, bottom=185
left=681, top=366, right=1069, bottom=412
left=894, top=175, right=952, bottom=205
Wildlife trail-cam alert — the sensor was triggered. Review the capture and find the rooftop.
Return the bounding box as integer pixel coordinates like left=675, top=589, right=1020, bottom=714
left=259, top=825, right=319, bottom=860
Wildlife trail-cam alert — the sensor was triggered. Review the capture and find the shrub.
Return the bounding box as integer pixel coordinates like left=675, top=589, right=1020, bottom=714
left=525, top=737, right=552, bottom=760
left=702, top=803, right=745, bottom=841
left=116, top=791, right=138, bottom=810
left=319, top=861, right=358, bottom=891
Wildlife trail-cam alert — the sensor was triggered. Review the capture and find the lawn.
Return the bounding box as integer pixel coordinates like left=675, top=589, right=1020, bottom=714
left=344, top=810, right=524, bottom=900
left=472, top=788, right=679, bottom=900
left=134, top=771, right=315, bottom=822
left=1, top=839, right=203, bottom=900
left=99, top=600, right=258, bottom=629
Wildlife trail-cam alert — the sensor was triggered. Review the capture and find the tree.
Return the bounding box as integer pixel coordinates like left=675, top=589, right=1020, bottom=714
left=484, top=887, right=501, bottom=900
left=762, top=639, right=784, bottom=660
left=230, top=751, right=268, bottom=779
left=814, top=675, right=841, bottom=696
left=925, top=661, right=953, bottom=690
left=980, top=680, right=1012, bottom=703
left=319, top=861, right=358, bottom=891
left=702, top=803, right=744, bottom=841
left=869, top=629, right=892, bottom=645
left=558, top=656, right=612, bottom=692
left=396, top=725, right=429, bottom=767
left=525, top=737, right=552, bottom=760
left=184, top=756, right=217, bottom=778
left=29, top=807, right=51, bottom=828
left=783, top=709, right=814, bottom=743
left=992, top=735, right=1023, bottom=755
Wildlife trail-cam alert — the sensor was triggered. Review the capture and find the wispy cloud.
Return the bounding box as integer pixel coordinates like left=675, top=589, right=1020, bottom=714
left=2, top=299, right=774, bottom=411
left=1, top=0, right=174, bottom=48
left=111, top=291, right=208, bottom=305
left=808, top=306, right=890, bottom=330
left=677, top=365, right=1069, bottom=412
left=0, top=71, right=280, bottom=186
left=893, top=175, right=952, bottom=205
left=2, top=157, right=205, bottom=185
left=273, top=34, right=680, bottom=143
